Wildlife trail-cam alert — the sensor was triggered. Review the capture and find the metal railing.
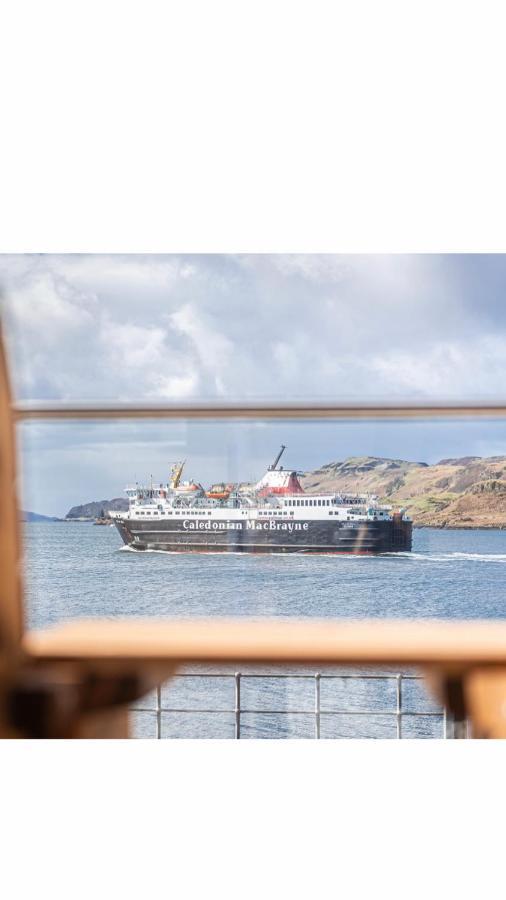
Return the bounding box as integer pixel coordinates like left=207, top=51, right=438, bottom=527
left=132, top=672, right=469, bottom=739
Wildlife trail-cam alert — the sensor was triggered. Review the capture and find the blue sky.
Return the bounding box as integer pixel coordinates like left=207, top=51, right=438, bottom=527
left=1, top=254, right=505, bottom=515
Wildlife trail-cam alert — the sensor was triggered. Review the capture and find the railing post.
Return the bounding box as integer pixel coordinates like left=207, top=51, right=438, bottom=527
left=396, top=675, right=402, bottom=739
left=315, top=673, right=321, bottom=739
left=156, top=683, right=162, bottom=740
left=235, top=672, right=241, bottom=739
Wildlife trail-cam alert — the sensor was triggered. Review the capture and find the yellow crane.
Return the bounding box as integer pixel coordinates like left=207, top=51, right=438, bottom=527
left=170, top=460, right=186, bottom=489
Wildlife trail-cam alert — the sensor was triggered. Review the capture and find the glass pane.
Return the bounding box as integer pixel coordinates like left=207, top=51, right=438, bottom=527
left=19, top=417, right=506, bottom=631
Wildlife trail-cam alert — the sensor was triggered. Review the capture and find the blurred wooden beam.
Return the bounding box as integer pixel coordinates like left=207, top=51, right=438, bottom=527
left=13, top=401, right=506, bottom=421
left=0, top=324, right=24, bottom=657
left=23, top=618, right=506, bottom=669
left=463, top=668, right=506, bottom=738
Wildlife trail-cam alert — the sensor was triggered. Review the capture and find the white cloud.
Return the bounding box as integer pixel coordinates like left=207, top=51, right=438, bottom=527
left=152, top=372, right=199, bottom=399
left=99, top=319, right=167, bottom=368
left=1, top=253, right=505, bottom=404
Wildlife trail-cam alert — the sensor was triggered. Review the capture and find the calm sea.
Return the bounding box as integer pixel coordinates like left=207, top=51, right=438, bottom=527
left=23, top=524, right=506, bottom=739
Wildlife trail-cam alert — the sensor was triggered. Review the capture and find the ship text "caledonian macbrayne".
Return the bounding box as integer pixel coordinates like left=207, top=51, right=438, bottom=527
left=110, top=446, right=412, bottom=554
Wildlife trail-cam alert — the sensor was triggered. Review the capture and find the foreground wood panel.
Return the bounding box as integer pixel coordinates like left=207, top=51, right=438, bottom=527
left=23, top=617, right=506, bottom=669
left=22, top=618, right=506, bottom=737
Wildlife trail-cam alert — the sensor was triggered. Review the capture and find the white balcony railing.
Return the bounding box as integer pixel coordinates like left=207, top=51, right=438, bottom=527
left=132, top=672, right=470, bottom=739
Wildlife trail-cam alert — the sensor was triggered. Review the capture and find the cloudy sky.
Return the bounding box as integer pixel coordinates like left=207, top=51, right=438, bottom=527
left=1, top=254, right=505, bottom=516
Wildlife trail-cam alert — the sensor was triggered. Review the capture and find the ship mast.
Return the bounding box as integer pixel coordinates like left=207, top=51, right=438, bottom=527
left=268, top=445, right=286, bottom=471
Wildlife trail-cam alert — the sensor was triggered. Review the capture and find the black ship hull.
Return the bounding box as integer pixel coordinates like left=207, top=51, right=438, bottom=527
left=114, top=516, right=412, bottom=554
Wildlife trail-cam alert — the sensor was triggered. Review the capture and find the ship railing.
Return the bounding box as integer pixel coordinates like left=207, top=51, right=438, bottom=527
left=132, top=671, right=469, bottom=739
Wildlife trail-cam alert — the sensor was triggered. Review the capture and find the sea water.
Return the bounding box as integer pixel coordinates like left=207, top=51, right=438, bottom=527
left=22, top=524, right=506, bottom=738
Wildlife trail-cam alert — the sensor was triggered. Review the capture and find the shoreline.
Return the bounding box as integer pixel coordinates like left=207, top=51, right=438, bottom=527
left=413, top=523, right=506, bottom=530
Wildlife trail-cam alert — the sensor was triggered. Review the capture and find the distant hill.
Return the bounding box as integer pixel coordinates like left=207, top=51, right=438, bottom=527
left=22, top=511, right=63, bottom=522
left=65, top=498, right=128, bottom=520
left=301, top=455, right=506, bottom=528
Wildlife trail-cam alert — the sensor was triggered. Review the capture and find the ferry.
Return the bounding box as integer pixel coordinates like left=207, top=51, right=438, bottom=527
left=110, top=447, right=412, bottom=554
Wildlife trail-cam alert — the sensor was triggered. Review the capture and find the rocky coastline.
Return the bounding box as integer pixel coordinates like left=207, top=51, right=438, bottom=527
left=301, top=455, right=506, bottom=530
